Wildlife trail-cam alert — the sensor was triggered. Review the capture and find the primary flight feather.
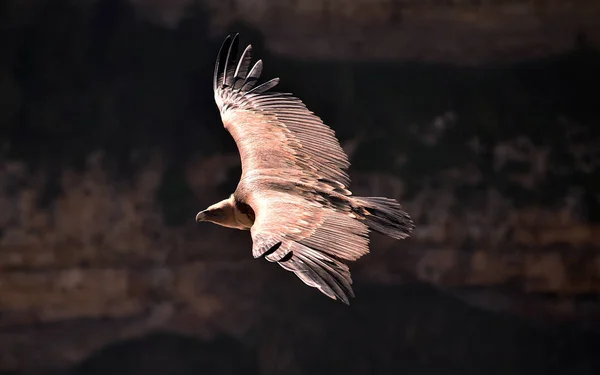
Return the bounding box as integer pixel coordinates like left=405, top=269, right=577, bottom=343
left=196, top=34, right=415, bottom=304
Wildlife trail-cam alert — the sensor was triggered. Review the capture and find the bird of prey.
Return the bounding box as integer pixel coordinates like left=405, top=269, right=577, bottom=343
left=196, top=34, right=414, bottom=304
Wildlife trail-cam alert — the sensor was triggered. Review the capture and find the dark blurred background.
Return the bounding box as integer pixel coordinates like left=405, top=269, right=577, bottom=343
left=1, top=0, right=600, bottom=374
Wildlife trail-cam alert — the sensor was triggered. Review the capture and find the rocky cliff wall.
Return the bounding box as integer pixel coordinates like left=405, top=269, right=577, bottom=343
left=1, top=0, right=599, bottom=373
left=3, top=0, right=599, bottom=64
left=1, top=130, right=599, bottom=371
left=197, top=0, right=597, bottom=63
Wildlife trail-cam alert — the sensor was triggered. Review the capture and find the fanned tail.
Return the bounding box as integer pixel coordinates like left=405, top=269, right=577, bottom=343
left=353, top=196, right=414, bottom=240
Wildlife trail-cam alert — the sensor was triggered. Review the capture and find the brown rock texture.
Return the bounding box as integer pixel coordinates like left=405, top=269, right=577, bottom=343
left=198, top=0, right=600, bottom=64
left=1, top=0, right=599, bottom=373
left=1, top=142, right=599, bottom=372
left=10, top=0, right=598, bottom=64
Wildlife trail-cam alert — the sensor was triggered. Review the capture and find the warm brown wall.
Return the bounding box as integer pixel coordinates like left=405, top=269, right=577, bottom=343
left=201, top=0, right=600, bottom=64
left=1, top=0, right=599, bottom=373
left=1, top=144, right=598, bottom=371
left=7, top=0, right=597, bottom=63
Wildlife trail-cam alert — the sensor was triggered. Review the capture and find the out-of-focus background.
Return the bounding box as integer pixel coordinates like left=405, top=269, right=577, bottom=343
left=1, top=0, right=600, bottom=374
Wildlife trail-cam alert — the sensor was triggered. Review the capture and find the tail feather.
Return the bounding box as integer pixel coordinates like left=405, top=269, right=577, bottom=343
left=353, top=196, right=414, bottom=240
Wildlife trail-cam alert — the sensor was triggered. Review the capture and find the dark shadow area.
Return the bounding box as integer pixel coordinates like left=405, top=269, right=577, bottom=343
left=252, top=282, right=600, bottom=375
left=58, top=284, right=600, bottom=375
left=69, top=332, right=259, bottom=375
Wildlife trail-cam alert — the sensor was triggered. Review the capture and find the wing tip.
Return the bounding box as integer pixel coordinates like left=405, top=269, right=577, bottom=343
left=214, top=33, right=281, bottom=96
left=213, top=33, right=242, bottom=92
left=332, top=289, right=353, bottom=305
left=222, top=33, right=240, bottom=89
left=324, top=285, right=353, bottom=305
left=213, top=34, right=232, bottom=92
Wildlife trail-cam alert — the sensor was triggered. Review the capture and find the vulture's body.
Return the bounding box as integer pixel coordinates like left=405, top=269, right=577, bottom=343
left=196, top=34, right=415, bottom=304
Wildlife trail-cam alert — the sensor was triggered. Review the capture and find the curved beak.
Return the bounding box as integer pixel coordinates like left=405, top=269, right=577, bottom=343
left=195, top=211, right=206, bottom=222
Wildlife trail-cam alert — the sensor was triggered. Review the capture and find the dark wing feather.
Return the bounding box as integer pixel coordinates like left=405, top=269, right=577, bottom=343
left=233, top=45, right=253, bottom=90
left=248, top=78, right=280, bottom=94
left=241, top=59, right=263, bottom=92
left=213, top=33, right=351, bottom=190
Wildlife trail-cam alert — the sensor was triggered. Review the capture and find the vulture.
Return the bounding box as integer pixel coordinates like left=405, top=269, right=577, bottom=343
left=196, top=34, right=415, bottom=304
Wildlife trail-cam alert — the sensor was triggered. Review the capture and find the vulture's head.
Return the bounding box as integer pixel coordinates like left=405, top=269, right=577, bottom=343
left=196, top=194, right=252, bottom=230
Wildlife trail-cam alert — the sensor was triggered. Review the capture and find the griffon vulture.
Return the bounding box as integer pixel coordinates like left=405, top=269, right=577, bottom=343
left=196, top=34, right=415, bottom=304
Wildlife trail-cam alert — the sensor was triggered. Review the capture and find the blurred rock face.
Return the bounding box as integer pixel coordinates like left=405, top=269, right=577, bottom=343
left=0, top=0, right=599, bottom=374
left=4, top=0, right=599, bottom=63
left=137, top=0, right=600, bottom=64
left=1, top=127, right=599, bottom=373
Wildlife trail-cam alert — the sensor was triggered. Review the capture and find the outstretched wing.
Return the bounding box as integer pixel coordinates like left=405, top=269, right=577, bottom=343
left=246, top=189, right=371, bottom=304
left=213, top=34, right=351, bottom=191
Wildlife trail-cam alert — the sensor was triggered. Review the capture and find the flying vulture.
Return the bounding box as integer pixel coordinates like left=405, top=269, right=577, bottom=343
left=196, top=34, right=415, bottom=304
